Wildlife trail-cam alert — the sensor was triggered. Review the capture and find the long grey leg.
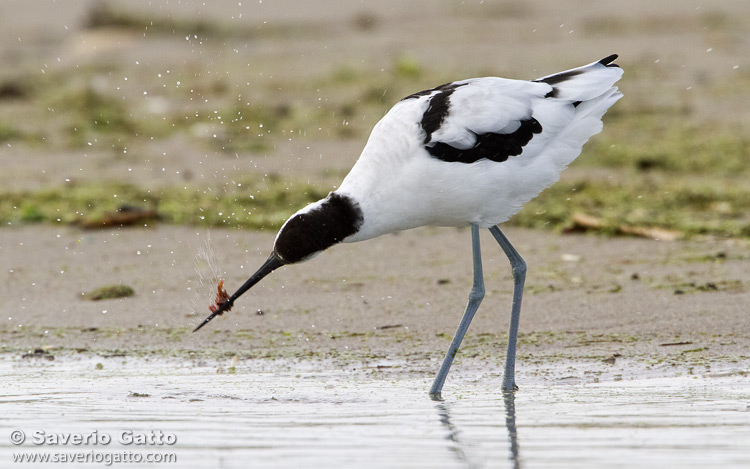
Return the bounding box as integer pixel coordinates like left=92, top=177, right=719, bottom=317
left=489, top=226, right=526, bottom=391
left=429, top=224, right=485, bottom=396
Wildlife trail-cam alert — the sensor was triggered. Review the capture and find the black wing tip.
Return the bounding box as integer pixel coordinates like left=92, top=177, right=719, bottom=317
left=599, top=54, right=620, bottom=68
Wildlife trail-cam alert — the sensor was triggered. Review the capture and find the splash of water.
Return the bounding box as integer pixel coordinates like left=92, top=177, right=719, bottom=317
left=185, top=231, right=223, bottom=316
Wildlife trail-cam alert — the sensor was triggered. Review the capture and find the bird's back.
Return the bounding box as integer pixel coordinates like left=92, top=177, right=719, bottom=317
left=337, top=56, right=623, bottom=242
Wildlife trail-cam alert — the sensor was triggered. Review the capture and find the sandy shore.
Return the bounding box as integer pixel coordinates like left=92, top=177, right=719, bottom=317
left=2, top=224, right=748, bottom=375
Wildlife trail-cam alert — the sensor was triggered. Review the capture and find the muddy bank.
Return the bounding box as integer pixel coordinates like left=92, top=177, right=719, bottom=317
left=2, top=225, right=748, bottom=373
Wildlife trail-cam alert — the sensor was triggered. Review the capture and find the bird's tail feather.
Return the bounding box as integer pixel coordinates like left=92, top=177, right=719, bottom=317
left=575, top=86, right=623, bottom=120
left=550, top=87, right=623, bottom=169
left=535, top=54, right=624, bottom=102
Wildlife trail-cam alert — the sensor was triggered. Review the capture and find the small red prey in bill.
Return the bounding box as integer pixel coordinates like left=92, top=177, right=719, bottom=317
left=208, top=280, right=232, bottom=314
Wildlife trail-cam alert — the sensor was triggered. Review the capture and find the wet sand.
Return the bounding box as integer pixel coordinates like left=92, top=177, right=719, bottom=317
left=2, top=224, right=748, bottom=379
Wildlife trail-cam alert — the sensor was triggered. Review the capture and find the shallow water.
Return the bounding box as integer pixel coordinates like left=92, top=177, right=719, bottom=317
left=1, top=357, right=749, bottom=468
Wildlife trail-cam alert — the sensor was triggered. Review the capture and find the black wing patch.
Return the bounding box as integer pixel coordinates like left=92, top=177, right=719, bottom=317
left=419, top=83, right=467, bottom=145
left=534, top=69, right=584, bottom=86
left=425, top=118, right=543, bottom=164
left=408, top=80, right=543, bottom=164
left=534, top=69, right=583, bottom=99
left=401, top=81, right=463, bottom=101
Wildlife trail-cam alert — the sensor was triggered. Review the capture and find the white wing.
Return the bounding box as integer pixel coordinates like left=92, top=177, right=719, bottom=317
left=338, top=55, right=623, bottom=239
left=425, top=78, right=545, bottom=150
left=418, top=55, right=623, bottom=165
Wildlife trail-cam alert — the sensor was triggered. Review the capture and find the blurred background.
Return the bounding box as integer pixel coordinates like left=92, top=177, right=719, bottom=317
left=1, top=0, right=748, bottom=237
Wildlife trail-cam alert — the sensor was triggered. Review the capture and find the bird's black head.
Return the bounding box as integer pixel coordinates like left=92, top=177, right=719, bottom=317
left=273, top=192, right=363, bottom=264
left=193, top=191, right=363, bottom=332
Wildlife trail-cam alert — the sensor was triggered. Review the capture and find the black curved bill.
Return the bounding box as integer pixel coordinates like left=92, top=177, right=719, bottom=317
left=192, top=253, right=283, bottom=332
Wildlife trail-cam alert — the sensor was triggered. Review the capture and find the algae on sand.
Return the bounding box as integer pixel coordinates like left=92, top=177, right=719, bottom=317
left=85, top=284, right=136, bottom=300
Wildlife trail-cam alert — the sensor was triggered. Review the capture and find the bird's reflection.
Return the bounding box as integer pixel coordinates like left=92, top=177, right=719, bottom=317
left=432, top=390, right=521, bottom=469
left=502, top=390, right=521, bottom=468
left=433, top=397, right=479, bottom=469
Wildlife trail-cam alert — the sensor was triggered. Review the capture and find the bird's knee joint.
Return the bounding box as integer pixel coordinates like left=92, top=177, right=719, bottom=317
left=512, top=259, right=527, bottom=279
left=468, top=287, right=485, bottom=302
left=469, top=292, right=485, bottom=303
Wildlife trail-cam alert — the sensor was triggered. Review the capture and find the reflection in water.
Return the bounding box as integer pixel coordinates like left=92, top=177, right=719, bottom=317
left=4, top=357, right=750, bottom=468
left=434, top=399, right=479, bottom=469
left=502, top=390, right=521, bottom=469
left=432, top=390, right=521, bottom=469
